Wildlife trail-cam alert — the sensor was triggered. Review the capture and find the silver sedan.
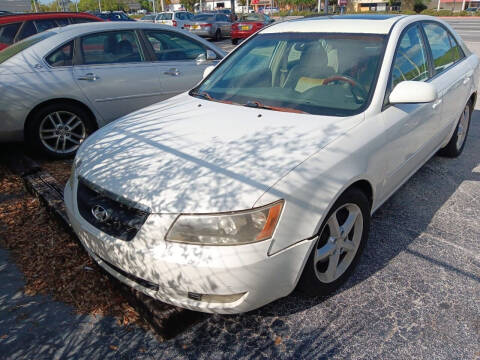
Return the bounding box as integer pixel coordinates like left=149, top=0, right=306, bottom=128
left=187, top=13, right=232, bottom=40
left=0, top=22, right=225, bottom=158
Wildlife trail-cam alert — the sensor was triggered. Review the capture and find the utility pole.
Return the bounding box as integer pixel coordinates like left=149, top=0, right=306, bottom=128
left=437, top=0, right=441, bottom=10
left=324, top=0, right=328, bottom=14
left=98, top=0, right=102, bottom=12
left=152, top=0, right=156, bottom=13
left=318, top=0, right=321, bottom=13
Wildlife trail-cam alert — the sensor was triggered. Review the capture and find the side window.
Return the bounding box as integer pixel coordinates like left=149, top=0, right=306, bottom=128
left=216, top=15, right=223, bottom=21
left=80, top=31, right=143, bottom=65
left=17, top=21, right=37, bottom=40
left=46, top=41, right=73, bottom=67
left=448, top=33, right=464, bottom=62
left=55, top=18, right=70, bottom=27
left=176, top=12, right=185, bottom=20
left=35, top=19, right=58, bottom=32
left=423, top=23, right=455, bottom=73
left=391, top=25, right=429, bottom=89
left=144, top=30, right=206, bottom=61
left=0, top=23, right=21, bottom=46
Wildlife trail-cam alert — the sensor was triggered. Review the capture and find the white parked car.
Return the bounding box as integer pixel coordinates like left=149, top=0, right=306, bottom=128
left=65, top=15, right=478, bottom=313
left=155, top=11, right=194, bottom=30
left=0, top=22, right=225, bottom=158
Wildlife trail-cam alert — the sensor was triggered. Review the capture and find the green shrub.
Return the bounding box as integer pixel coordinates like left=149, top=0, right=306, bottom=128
left=414, top=1, right=427, bottom=13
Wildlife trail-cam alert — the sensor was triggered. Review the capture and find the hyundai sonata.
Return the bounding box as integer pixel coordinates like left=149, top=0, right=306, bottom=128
left=65, top=15, right=478, bottom=313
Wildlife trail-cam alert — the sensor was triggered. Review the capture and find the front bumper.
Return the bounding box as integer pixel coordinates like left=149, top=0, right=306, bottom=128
left=64, top=176, right=311, bottom=314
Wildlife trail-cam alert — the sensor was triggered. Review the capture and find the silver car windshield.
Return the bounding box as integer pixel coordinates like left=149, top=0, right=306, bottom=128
left=0, top=31, right=56, bottom=64
left=193, top=33, right=387, bottom=116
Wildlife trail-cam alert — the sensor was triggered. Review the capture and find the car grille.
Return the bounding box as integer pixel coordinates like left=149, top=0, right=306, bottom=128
left=76, top=178, right=149, bottom=241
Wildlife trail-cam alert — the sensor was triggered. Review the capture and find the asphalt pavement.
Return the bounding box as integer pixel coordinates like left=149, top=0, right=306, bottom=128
left=1, top=17, right=479, bottom=360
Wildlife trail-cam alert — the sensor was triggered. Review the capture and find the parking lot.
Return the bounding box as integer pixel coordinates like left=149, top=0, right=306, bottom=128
left=0, top=16, right=479, bottom=360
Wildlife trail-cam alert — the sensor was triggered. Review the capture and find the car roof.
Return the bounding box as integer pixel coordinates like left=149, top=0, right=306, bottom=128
left=0, top=12, right=102, bottom=24
left=261, top=14, right=405, bottom=35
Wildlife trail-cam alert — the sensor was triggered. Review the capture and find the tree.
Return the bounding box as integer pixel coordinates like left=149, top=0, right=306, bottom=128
left=181, top=0, right=196, bottom=11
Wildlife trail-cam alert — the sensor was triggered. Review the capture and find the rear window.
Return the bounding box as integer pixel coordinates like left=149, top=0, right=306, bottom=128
left=157, top=13, right=173, bottom=20
left=35, top=19, right=58, bottom=32
left=0, top=31, right=55, bottom=64
left=193, top=14, right=215, bottom=21
left=0, top=22, right=21, bottom=46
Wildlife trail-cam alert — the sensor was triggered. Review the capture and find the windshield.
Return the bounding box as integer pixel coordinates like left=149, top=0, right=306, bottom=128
left=157, top=13, right=173, bottom=20
left=0, top=31, right=55, bottom=64
left=193, top=14, right=215, bottom=21
left=193, top=32, right=386, bottom=116
left=239, top=13, right=265, bottom=22
left=141, top=14, right=155, bottom=20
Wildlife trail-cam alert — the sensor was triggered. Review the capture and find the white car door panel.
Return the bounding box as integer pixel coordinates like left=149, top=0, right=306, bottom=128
left=381, top=24, right=441, bottom=198
left=423, top=22, right=471, bottom=141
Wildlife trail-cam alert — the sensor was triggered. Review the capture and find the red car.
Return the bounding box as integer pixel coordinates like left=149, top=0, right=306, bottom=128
left=231, top=13, right=274, bottom=45
left=0, top=12, right=102, bottom=50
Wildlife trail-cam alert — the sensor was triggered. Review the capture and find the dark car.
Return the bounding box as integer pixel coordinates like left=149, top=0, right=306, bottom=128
left=95, top=11, right=135, bottom=21
left=0, top=12, right=102, bottom=50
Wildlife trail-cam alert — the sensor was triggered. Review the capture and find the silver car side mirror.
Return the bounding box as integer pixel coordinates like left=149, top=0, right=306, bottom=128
left=196, top=50, right=217, bottom=64
left=206, top=49, right=217, bottom=60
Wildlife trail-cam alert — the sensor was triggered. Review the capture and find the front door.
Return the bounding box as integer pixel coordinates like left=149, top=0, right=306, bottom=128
left=380, top=24, right=442, bottom=199
left=73, top=30, right=163, bottom=124
left=142, top=29, right=219, bottom=97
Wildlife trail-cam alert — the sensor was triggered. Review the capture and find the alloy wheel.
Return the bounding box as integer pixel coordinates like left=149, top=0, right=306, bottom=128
left=314, top=203, right=363, bottom=284
left=39, top=111, right=86, bottom=155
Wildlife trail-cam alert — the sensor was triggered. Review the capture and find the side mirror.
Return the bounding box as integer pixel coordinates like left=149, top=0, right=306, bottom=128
left=206, top=49, right=217, bottom=60
left=270, top=19, right=275, bottom=23
left=389, top=81, right=437, bottom=104
left=203, top=65, right=215, bottom=78
left=196, top=50, right=217, bottom=64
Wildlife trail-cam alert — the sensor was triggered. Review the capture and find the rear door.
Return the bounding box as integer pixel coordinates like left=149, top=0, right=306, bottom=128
left=142, top=29, right=219, bottom=97
left=421, top=21, right=472, bottom=139
left=73, top=29, right=163, bottom=123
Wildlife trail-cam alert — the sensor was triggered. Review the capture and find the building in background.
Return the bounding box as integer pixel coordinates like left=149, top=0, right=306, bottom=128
left=0, top=0, right=31, bottom=12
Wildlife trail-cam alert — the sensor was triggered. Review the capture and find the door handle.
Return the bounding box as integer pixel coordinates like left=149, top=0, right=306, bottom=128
left=77, top=73, right=99, bottom=81
left=164, top=68, right=180, bottom=76
left=432, top=99, right=442, bottom=109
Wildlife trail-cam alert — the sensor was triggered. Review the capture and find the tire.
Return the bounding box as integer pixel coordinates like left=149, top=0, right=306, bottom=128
left=438, top=102, right=471, bottom=158
left=26, top=102, right=96, bottom=159
left=232, top=38, right=238, bottom=45
left=297, top=187, right=370, bottom=297
left=214, top=29, right=222, bottom=41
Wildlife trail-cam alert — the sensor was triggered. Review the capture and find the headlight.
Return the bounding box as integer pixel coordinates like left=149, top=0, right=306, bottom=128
left=165, top=200, right=284, bottom=245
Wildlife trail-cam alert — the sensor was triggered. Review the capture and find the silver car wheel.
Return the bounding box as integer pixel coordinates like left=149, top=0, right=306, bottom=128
left=456, top=105, right=470, bottom=151
left=314, top=203, right=363, bottom=284
left=39, top=111, right=86, bottom=154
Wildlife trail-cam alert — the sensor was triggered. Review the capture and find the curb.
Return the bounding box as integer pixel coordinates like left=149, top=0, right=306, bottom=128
left=4, top=153, right=207, bottom=340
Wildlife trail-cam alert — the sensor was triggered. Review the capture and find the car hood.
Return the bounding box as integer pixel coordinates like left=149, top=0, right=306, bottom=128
left=76, top=93, right=363, bottom=214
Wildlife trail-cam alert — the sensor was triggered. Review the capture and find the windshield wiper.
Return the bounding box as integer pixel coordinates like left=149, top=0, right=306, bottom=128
left=191, top=90, right=215, bottom=101
left=244, top=101, right=308, bottom=114
left=191, top=90, right=238, bottom=105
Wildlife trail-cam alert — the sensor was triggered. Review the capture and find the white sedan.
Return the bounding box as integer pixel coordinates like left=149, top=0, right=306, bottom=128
left=65, top=15, right=478, bottom=313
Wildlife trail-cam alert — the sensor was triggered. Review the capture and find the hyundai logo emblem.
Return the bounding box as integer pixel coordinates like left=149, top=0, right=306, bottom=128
left=91, top=205, right=110, bottom=223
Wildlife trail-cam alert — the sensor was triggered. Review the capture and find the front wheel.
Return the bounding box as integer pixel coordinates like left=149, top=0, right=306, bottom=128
left=26, top=102, right=96, bottom=159
left=438, top=102, right=471, bottom=158
left=214, top=29, right=222, bottom=41
left=297, top=188, right=370, bottom=296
